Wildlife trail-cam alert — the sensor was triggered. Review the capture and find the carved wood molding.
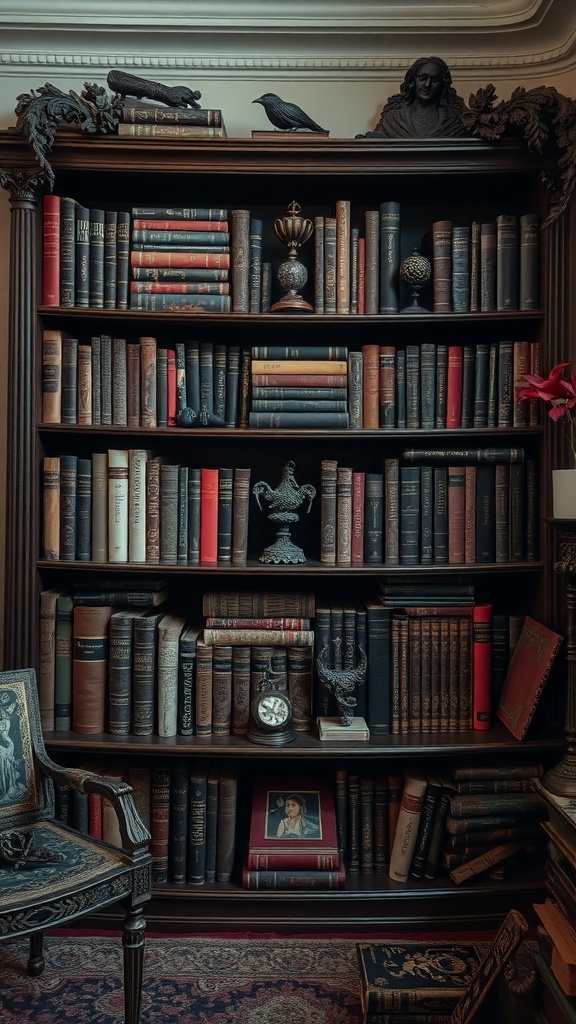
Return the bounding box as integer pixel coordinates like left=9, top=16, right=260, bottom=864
left=10, top=74, right=576, bottom=224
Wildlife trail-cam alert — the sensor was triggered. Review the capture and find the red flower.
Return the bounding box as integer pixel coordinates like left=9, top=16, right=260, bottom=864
left=517, top=361, right=576, bottom=459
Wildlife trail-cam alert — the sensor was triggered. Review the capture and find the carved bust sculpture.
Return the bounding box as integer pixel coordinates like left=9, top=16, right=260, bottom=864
left=359, top=56, right=470, bottom=139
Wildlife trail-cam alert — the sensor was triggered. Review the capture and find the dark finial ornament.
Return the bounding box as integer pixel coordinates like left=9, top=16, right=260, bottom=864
left=271, top=201, right=315, bottom=313
left=252, top=460, right=316, bottom=564
left=399, top=248, right=432, bottom=313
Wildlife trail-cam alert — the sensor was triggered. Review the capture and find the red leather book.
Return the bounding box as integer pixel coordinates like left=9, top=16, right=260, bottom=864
left=473, top=601, right=493, bottom=731
left=200, top=467, right=219, bottom=565
left=447, top=466, right=466, bottom=564
left=247, top=776, right=340, bottom=869
left=362, top=343, right=380, bottom=428
left=351, top=471, right=365, bottom=565
left=43, top=194, right=61, bottom=306
left=446, top=346, right=463, bottom=428
left=497, top=616, right=563, bottom=739
left=357, top=235, right=366, bottom=315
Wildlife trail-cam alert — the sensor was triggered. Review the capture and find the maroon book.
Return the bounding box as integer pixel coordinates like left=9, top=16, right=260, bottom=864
left=497, top=616, right=563, bottom=739
left=247, top=777, right=340, bottom=870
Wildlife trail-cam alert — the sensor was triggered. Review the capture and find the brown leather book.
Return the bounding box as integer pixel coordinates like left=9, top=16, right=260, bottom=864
left=362, top=343, right=380, bottom=428
left=336, top=199, right=351, bottom=314
left=231, top=644, right=251, bottom=735
left=212, top=644, right=233, bottom=736
left=336, top=464, right=353, bottom=565
left=432, top=219, right=452, bottom=313
left=139, top=335, right=157, bottom=427
left=231, top=467, right=251, bottom=566
left=216, top=763, right=238, bottom=882
left=231, top=208, right=250, bottom=312
left=127, top=342, right=141, bottom=426
left=447, top=466, right=466, bottom=564
left=195, top=639, right=213, bottom=735
left=71, top=603, right=113, bottom=733
left=42, top=456, right=60, bottom=560
left=364, top=209, right=379, bottom=315
left=287, top=645, right=313, bottom=731
left=320, top=458, right=338, bottom=564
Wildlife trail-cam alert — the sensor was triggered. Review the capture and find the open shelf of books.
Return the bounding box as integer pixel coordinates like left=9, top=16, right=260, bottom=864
left=1, top=128, right=572, bottom=931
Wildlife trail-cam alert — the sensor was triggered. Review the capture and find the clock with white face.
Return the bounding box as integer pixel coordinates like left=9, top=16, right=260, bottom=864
left=248, top=690, right=296, bottom=746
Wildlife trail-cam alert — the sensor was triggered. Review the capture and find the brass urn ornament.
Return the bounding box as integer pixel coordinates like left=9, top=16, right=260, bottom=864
left=399, top=247, right=432, bottom=313
left=271, top=200, right=314, bottom=313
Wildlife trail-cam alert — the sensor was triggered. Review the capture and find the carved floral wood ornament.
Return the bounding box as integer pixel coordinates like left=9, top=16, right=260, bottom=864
left=10, top=66, right=576, bottom=225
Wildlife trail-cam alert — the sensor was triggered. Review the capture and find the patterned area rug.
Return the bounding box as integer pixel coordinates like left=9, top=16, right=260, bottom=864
left=0, top=935, right=365, bottom=1023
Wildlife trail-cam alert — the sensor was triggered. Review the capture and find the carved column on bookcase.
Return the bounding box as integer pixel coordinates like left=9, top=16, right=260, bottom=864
left=543, top=522, right=576, bottom=796
left=0, top=168, right=45, bottom=670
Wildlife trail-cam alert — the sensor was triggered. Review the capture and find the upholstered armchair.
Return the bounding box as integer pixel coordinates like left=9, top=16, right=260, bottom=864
left=0, top=668, right=152, bottom=1024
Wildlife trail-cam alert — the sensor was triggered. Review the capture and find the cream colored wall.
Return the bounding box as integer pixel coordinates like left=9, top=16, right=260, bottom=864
left=0, top=50, right=575, bottom=667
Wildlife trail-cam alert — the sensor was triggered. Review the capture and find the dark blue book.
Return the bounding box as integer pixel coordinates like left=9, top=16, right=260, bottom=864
left=451, top=224, right=471, bottom=312
left=217, top=467, right=234, bottom=565
left=248, top=412, right=349, bottom=427
left=178, top=621, right=202, bottom=735
left=61, top=336, right=78, bottom=424
left=104, top=209, right=118, bottom=310
left=364, top=472, right=383, bottom=564
left=187, top=467, right=201, bottom=565
left=177, top=466, right=189, bottom=566
left=475, top=463, right=496, bottom=562
left=400, top=466, right=420, bottom=566
left=213, top=344, right=227, bottom=420
left=185, top=340, right=201, bottom=411
left=76, top=458, right=92, bottom=562
left=74, top=204, right=90, bottom=307
left=187, top=763, right=209, bottom=884
left=420, top=343, right=436, bottom=430
left=59, top=454, right=78, bottom=561
left=396, top=348, right=406, bottom=428
left=364, top=599, right=391, bottom=735
left=60, top=196, right=77, bottom=307
left=435, top=343, right=448, bottom=428
left=354, top=602, right=368, bottom=720
left=379, top=200, right=400, bottom=313
left=251, top=346, right=348, bottom=360
left=420, top=465, right=433, bottom=566
left=116, top=210, right=130, bottom=311
left=433, top=466, right=448, bottom=564
left=169, top=761, right=189, bottom=883
left=89, top=208, right=105, bottom=308
left=225, top=346, right=241, bottom=427
left=461, top=344, right=475, bottom=429
left=405, top=345, right=420, bottom=429
left=473, top=342, right=490, bottom=427
left=199, top=341, right=214, bottom=415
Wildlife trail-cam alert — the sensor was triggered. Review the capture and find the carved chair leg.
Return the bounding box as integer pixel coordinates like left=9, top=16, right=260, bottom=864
left=122, top=905, right=146, bottom=1024
left=28, top=931, right=45, bottom=976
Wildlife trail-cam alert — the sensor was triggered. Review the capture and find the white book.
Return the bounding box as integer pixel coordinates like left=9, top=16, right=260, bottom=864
left=157, top=613, right=186, bottom=737
left=388, top=770, right=427, bottom=882
left=107, top=448, right=129, bottom=562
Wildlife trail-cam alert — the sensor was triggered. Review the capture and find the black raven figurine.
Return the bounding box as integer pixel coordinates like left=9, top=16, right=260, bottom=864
left=252, top=93, right=326, bottom=132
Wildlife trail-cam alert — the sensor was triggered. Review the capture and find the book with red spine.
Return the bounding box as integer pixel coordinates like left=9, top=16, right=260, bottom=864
left=43, top=194, right=61, bottom=306
left=446, top=346, right=463, bottom=428
left=247, top=776, right=340, bottom=870
left=200, top=468, right=219, bottom=565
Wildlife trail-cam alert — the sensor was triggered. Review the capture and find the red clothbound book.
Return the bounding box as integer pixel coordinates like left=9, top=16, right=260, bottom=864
left=247, top=777, right=340, bottom=870
left=496, top=616, right=563, bottom=739
left=200, top=468, right=219, bottom=565
left=42, top=194, right=61, bottom=306
left=473, top=602, right=492, bottom=731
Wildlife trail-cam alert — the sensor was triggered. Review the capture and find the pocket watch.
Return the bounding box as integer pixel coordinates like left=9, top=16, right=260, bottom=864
left=248, top=688, right=296, bottom=746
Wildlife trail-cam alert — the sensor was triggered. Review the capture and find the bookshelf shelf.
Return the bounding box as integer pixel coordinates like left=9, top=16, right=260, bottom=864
left=1, top=127, right=571, bottom=933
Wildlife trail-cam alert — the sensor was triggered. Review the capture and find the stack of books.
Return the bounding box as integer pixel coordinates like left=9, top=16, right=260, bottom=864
left=200, top=590, right=316, bottom=735
left=242, top=776, right=345, bottom=890
left=249, top=345, right=350, bottom=428
left=533, top=780, right=576, bottom=1007
left=117, top=99, right=226, bottom=139
left=129, top=205, right=231, bottom=312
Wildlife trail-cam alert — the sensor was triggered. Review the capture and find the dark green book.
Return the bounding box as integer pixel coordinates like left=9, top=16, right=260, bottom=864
left=400, top=466, right=420, bottom=566
left=74, top=204, right=90, bottom=307
left=89, top=208, right=105, bottom=308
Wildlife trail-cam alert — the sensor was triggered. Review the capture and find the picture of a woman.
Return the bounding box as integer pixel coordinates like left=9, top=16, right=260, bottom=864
left=273, top=793, right=321, bottom=839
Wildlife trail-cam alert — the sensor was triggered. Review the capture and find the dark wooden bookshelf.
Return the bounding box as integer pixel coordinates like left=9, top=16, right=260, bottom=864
left=1, top=128, right=573, bottom=932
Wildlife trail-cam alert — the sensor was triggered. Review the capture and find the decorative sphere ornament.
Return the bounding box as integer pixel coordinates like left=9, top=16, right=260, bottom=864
left=271, top=200, right=314, bottom=313
left=399, top=247, right=432, bottom=313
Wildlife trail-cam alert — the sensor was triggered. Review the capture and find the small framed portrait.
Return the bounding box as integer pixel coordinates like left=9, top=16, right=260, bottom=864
left=265, top=789, right=322, bottom=840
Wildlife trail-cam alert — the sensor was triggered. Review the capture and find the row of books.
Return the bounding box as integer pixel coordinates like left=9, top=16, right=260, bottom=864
left=353, top=338, right=541, bottom=431
left=41, top=454, right=252, bottom=566
left=311, top=202, right=540, bottom=316
left=128, top=204, right=232, bottom=312
left=42, top=331, right=248, bottom=428
left=320, top=452, right=538, bottom=569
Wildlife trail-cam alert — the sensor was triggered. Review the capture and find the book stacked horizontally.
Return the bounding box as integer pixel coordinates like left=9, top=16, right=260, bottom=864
left=117, top=99, right=226, bottom=139
left=249, top=345, right=350, bottom=428
left=200, top=590, right=316, bottom=736
left=129, top=205, right=231, bottom=312
left=532, top=780, right=576, bottom=1003
left=242, top=776, right=345, bottom=890
left=441, top=762, right=547, bottom=882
